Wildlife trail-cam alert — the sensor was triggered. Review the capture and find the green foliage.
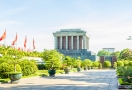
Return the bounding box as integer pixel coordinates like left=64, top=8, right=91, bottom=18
left=37, top=64, right=46, bottom=70
left=82, top=59, right=92, bottom=67
left=42, top=49, right=63, bottom=69
left=104, top=60, right=111, bottom=68
left=117, top=61, right=124, bottom=67
left=76, top=57, right=82, bottom=67
left=71, top=58, right=78, bottom=67
left=92, top=61, right=99, bottom=67
left=110, top=51, right=120, bottom=59
left=0, top=62, right=21, bottom=78
left=123, top=60, right=129, bottom=66
left=117, top=66, right=132, bottom=83
left=63, top=56, right=72, bottom=67
left=113, top=62, right=117, bottom=68
left=129, top=61, right=132, bottom=66
left=97, top=50, right=110, bottom=56
left=19, top=59, right=38, bottom=76
left=0, top=45, right=42, bottom=57
left=99, top=63, right=102, bottom=69
left=119, top=48, right=132, bottom=60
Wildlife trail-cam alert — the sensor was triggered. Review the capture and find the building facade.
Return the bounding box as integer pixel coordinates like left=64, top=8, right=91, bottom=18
left=53, top=29, right=96, bottom=61
left=103, top=48, right=115, bottom=53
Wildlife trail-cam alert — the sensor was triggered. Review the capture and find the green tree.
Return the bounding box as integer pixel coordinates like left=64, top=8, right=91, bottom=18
left=63, top=56, right=72, bottom=67
left=42, top=49, right=63, bottom=69
left=76, top=57, right=82, bottom=68
left=119, top=48, right=132, bottom=60
left=110, top=51, right=120, bottom=59
left=97, top=50, right=110, bottom=56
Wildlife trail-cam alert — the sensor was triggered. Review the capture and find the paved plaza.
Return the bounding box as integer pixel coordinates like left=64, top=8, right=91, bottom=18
left=0, top=70, right=118, bottom=90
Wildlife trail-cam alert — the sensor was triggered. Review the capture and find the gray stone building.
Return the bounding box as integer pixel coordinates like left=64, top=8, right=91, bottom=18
left=53, top=29, right=96, bottom=61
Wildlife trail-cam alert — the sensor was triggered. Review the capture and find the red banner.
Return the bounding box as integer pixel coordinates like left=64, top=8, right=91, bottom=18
left=0, top=30, right=6, bottom=41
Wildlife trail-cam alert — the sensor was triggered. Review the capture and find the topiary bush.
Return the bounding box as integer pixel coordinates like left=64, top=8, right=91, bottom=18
left=0, top=62, right=21, bottom=78
left=104, top=60, right=111, bottom=68
left=92, top=61, right=99, bottom=68
left=19, top=59, right=38, bottom=76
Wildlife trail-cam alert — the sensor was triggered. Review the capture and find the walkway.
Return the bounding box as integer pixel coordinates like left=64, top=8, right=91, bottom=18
left=0, top=70, right=118, bottom=90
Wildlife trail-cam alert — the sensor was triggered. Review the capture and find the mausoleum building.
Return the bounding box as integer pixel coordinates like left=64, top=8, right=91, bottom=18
left=53, top=29, right=96, bottom=61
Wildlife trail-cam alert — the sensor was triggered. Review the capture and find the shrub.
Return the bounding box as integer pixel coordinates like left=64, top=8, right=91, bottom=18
left=37, top=64, right=46, bottom=70
left=92, top=61, right=99, bottom=67
left=0, top=62, right=21, bottom=78
left=104, top=61, right=111, bottom=68
left=113, top=62, right=117, bottom=69
left=19, top=59, right=38, bottom=76
left=117, top=66, right=132, bottom=83
left=123, top=60, right=129, bottom=66
left=129, top=61, right=132, bottom=66
left=99, top=63, right=102, bottom=69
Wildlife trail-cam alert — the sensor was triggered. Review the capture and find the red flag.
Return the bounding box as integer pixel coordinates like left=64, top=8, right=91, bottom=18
left=33, top=38, right=35, bottom=49
left=12, top=33, right=17, bottom=46
left=18, top=47, right=20, bottom=51
left=12, top=41, right=15, bottom=46
left=0, top=30, right=6, bottom=41
left=24, top=36, right=27, bottom=48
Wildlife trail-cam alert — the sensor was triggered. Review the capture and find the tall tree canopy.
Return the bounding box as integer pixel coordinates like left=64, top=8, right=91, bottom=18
left=119, top=48, right=132, bottom=60
left=97, top=50, right=110, bottom=56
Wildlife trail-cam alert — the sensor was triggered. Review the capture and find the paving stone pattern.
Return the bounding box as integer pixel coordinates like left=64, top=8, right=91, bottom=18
left=0, top=70, right=118, bottom=90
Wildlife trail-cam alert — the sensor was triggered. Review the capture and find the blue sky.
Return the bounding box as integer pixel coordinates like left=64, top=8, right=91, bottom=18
left=0, top=0, right=132, bottom=54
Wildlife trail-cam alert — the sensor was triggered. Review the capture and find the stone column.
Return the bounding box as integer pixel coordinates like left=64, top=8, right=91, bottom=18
left=83, top=36, right=86, bottom=49
left=54, top=36, right=58, bottom=49
left=77, top=36, right=79, bottom=50
left=79, top=36, right=83, bottom=49
left=60, top=36, right=62, bottom=49
left=87, top=37, right=89, bottom=50
left=66, top=36, right=68, bottom=49
left=71, top=36, right=73, bottom=49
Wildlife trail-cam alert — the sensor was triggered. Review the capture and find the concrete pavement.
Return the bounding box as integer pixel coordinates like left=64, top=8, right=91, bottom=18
left=0, top=70, right=118, bottom=90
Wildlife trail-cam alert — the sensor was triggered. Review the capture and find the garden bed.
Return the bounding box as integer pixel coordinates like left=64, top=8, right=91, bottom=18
left=118, top=78, right=132, bottom=89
